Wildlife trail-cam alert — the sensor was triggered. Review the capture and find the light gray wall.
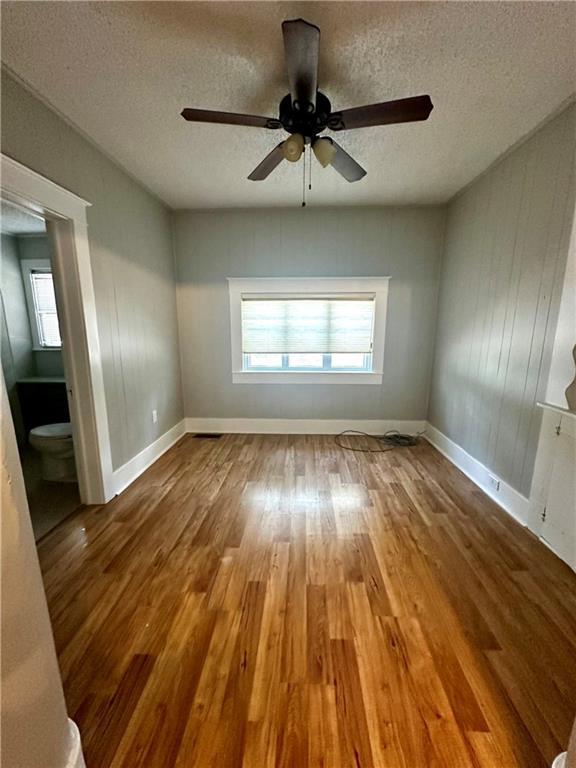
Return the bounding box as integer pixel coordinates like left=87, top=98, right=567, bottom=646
left=16, top=235, right=51, bottom=261
left=1, top=71, right=183, bottom=469
left=428, top=104, right=576, bottom=497
left=0, top=233, right=34, bottom=445
left=17, top=235, right=65, bottom=378
left=174, top=207, right=446, bottom=420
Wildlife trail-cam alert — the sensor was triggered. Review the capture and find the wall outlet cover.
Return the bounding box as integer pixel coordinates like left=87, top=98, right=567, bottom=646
left=487, top=474, right=500, bottom=491
left=152, top=409, right=158, bottom=424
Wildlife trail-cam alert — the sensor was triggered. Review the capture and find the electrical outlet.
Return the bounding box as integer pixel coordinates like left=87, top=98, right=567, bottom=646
left=152, top=409, right=158, bottom=424
left=487, top=474, right=500, bottom=491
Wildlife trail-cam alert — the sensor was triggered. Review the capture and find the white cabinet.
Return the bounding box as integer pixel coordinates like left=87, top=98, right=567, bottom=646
left=529, top=405, right=576, bottom=571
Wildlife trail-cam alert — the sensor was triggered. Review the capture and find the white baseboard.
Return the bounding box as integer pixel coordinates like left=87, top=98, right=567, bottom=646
left=65, top=719, right=86, bottom=768
left=185, top=417, right=426, bottom=436
left=112, top=420, right=186, bottom=496
left=425, top=423, right=529, bottom=526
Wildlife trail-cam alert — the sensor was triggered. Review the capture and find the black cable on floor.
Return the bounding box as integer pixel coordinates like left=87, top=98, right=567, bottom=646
left=335, top=429, right=425, bottom=453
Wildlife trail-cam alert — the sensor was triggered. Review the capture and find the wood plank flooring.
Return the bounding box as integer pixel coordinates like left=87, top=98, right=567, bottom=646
left=37, top=434, right=576, bottom=767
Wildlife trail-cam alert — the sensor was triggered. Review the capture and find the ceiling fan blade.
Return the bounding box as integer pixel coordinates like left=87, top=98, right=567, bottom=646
left=328, top=95, right=433, bottom=131
left=181, top=108, right=281, bottom=130
left=247, top=143, right=286, bottom=181
left=329, top=140, right=366, bottom=182
left=282, top=19, right=320, bottom=113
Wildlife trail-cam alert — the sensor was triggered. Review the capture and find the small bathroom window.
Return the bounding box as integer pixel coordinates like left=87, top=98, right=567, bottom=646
left=20, top=259, right=62, bottom=349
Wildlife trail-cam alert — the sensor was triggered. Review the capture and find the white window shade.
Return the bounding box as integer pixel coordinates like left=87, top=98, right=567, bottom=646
left=241, top=296, right=375, bottom=354
left=30, top=271, right=61, bottom=347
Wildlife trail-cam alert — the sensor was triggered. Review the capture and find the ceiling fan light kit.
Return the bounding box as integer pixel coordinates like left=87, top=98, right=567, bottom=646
left=181, top=18, right=433, bottom=195
left=312, top=137, right=337, bottom=168
left=282, top=133, right=305, bottom=162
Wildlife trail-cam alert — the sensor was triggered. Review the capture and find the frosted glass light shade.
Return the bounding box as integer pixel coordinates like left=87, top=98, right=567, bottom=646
left=313, top=137, right=337, bottom=167
left=282, top=133, right=305, bottom=162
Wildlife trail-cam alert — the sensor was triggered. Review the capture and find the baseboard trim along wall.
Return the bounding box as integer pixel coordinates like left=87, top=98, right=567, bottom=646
left=424, top=423, right=530, bottom=526
left=112, top=420, right=186, bottom=496
left=184, top=417, right=427, bottom=436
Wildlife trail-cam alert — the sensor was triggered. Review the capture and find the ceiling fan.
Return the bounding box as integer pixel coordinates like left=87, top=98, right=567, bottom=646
left=181, top=19, right=433, bottom=184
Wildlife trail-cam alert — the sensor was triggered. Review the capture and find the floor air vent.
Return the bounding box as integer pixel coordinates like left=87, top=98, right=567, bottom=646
left=193, top=433, right=222, bottom=439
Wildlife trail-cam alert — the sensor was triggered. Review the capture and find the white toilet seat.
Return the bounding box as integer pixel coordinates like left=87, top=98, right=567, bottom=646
left=30, top=422, right=73, bottom=440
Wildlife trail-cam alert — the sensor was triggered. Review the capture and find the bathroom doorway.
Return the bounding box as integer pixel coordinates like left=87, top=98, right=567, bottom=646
left=1, top=153, right=115, bottom=526
left=1, top=199, right=80, bottom=539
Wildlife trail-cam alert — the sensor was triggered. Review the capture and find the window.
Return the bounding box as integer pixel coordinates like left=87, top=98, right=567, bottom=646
left=228, top=277, right=389, bottom=384
left=244, top=352, right=372, bottom=372
left=20, top=259, right=62, bottom=349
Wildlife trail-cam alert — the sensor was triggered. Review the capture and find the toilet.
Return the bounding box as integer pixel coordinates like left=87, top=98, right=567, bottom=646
left=29, top=422, right=77, bottom=482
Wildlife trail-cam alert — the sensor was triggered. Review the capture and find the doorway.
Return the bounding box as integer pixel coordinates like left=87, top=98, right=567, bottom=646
left=1, top=153, right=115, bottom=514
left=1, top=200, right=81, bottom=538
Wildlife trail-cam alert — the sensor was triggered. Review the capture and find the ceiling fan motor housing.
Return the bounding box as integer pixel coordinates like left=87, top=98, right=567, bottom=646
left=279, top=91, right=332, bottom=138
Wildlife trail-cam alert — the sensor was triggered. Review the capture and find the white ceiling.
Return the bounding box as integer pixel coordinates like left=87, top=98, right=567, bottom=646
left=1, top=200, right=46, bottom=235
left=2, top=1, right=575, bottom=209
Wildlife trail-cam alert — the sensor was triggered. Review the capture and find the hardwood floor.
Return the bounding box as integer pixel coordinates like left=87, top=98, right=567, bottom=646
left=37, top=434, right=576, bottom=767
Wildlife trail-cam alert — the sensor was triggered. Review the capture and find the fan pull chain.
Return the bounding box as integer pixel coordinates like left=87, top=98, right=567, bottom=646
left=302, top=146, right=306, bottom=207
left=309, top=145, right=312, bottom=191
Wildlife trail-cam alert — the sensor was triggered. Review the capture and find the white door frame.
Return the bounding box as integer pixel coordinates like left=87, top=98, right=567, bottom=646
left=1, top=153, right=114, bottom=504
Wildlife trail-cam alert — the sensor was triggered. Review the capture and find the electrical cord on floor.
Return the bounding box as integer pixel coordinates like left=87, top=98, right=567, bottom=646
left=335, top=429, right=426, bottom=453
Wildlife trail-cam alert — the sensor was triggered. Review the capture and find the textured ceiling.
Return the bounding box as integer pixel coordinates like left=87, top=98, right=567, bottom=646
left=1, top=200, right=46, bottom=235
left=1, top=1, right=575, bottom=209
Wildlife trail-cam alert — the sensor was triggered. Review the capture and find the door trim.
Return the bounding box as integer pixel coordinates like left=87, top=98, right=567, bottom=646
left=1, top=153, right=114, bottom=503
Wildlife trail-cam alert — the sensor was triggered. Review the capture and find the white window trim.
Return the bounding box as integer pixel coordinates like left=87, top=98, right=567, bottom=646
left=227, top=277, right=390, bottom=385
left=20, top=258, right=62, bottom=350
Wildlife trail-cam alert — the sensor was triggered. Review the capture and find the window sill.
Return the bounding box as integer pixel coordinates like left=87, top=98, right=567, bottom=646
left=232, top=371, right=383, bottom=385
left=33, top=346, right=62, bottom=352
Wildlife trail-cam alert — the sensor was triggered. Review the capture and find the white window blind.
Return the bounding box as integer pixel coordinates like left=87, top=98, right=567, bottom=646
left=241, top=295, right=375, bottom=354
left=30, top=271, right=61, bottom=347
